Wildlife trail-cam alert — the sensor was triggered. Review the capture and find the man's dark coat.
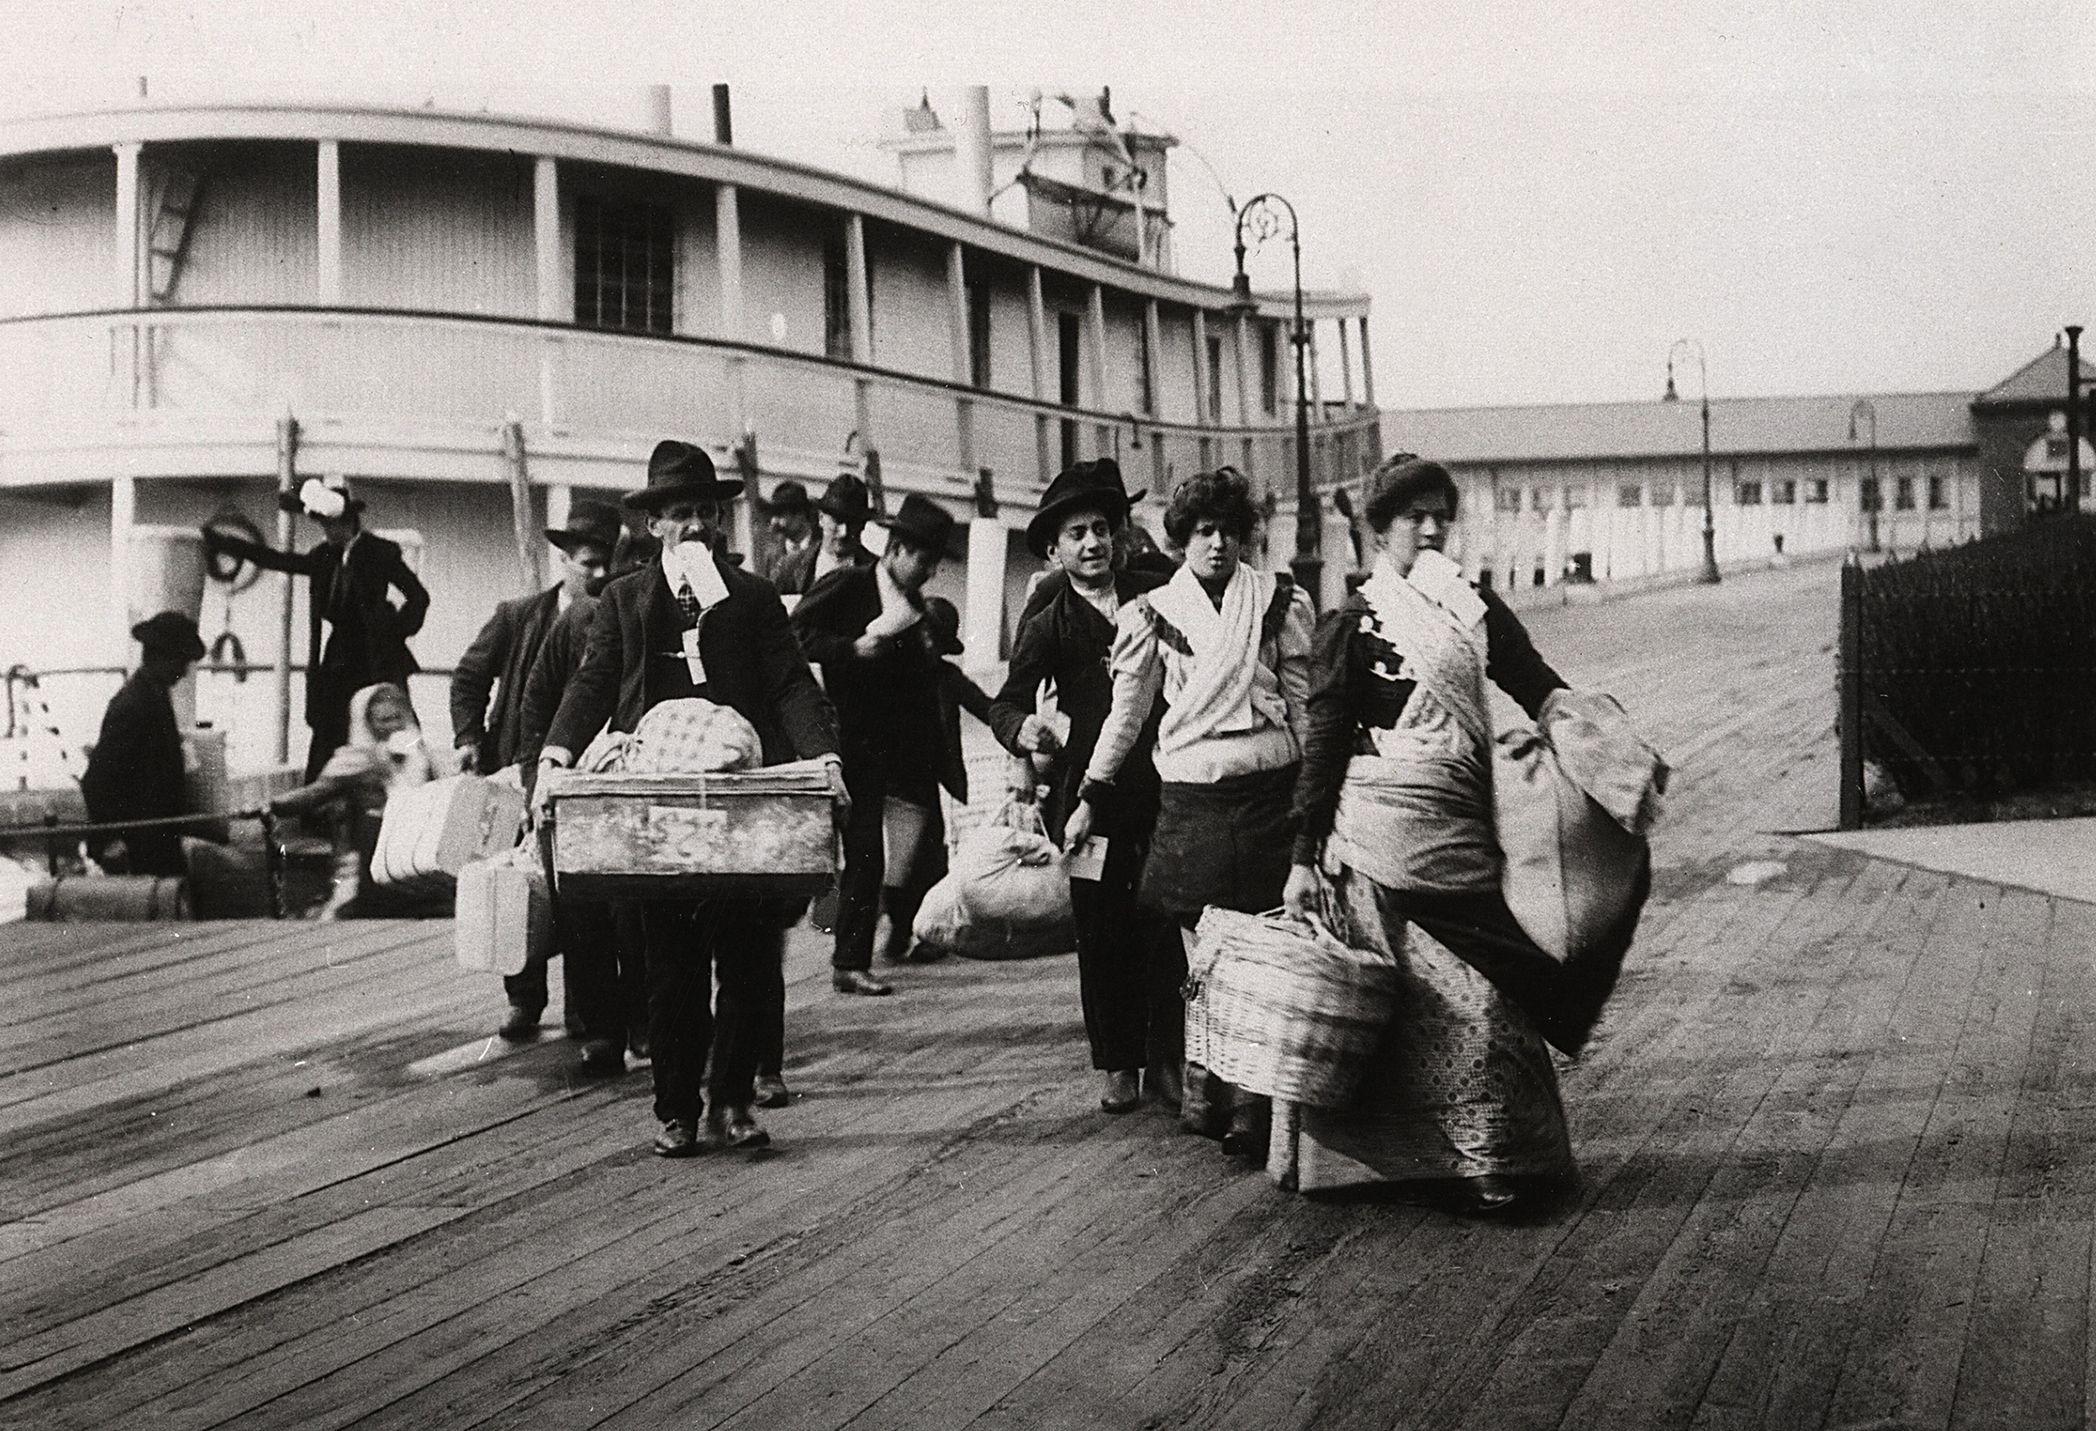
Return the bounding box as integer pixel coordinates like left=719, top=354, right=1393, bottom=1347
left=789, top=564, right=953, bottom=794
left=80, top=671, right=188, bottom=875
left=545, top=557, right=837, bottom=767
left=209, top=530, right=429, bottom=721
left=451, top=586, right=563, bottom=772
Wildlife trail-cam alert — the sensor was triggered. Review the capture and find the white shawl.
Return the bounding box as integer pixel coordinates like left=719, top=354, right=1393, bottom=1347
left=1145, top=562, right=1289, bottom=750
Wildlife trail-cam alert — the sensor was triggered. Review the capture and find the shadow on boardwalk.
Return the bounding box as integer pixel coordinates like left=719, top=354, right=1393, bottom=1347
left=3, top=557, right=2091, bottom=1431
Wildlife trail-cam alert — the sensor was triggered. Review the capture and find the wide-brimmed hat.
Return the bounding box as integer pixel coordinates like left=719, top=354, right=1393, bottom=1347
left=131, top=611, right=206, bottom=662
left=1026, top=461, right=1134, bottom=557
left=756, top=480, right=813, bottom=517
left=546, top=498, right=623, bottom=555
left=281, top=475, right=364, bottom=519
left=814, top=473, right=874, bottom=525
left=1077, top=457, right=1146, bottom=506
left=878, top=493, right=960, bottom=559
left=625, top=440, right=745, bottom=512
left=923, top=596, right=963, bottom=656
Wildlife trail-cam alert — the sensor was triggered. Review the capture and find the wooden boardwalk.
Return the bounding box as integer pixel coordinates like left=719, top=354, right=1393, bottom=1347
left=5, top=556, right=2092, bottom=1431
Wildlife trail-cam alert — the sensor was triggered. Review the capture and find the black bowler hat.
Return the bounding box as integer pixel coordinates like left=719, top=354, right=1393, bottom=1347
left=879, top=493, right=960, bottom=558
left=1027, top=463, right=1134, bottom=557
left=814, top=473, right=874, bottom=525
left=131, top=611, right=207, bottom=662
left=625, top=440, right=745, bottom=512
left=546, top=498, right=623, bottom=555
left=756, top=479, right=813, bottom=517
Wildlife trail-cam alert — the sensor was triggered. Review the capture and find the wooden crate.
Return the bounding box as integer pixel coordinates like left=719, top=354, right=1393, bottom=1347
left=544, top=764, right=837, bottom=899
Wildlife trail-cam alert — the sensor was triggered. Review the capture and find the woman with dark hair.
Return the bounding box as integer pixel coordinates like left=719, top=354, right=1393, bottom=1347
left=1065, top=467, right=1315, bottom=1160
left=1277, top=454, right=1642, bottom=1211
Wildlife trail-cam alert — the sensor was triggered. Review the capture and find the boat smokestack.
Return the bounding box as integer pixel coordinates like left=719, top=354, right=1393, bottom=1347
left=712, top=84, right=734, bottom=146
left=646, top=85, right=673, bottom=137
left=958, top=86, right=993, bottom=217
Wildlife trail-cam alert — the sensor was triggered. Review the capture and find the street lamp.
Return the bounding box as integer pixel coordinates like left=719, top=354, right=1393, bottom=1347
left=1230, top=193, right=1319, bottom=603
left=1847, top=399, right=1880, bottom=553
left=1664, top=338, right=1721, bottom=584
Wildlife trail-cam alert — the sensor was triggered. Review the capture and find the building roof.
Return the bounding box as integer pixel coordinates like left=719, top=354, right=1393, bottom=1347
left=1384, top=389, right=1978, bottom=466
left=1974, top=342, right=2096, bottom=406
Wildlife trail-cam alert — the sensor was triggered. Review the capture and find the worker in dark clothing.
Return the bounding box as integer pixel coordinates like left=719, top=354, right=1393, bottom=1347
left=81, top=611, right=206, bottom=877
left=202, top=477, right=429, bottom=780
left=452, top=499, right=621, bottom=777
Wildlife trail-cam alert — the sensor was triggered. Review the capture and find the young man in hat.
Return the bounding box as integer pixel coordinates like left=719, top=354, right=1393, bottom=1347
left=989, top=466, right=1182, bottom=1114
left=775, top=472, right=875, bottom=595
left=202, top=477, right=429, bottom=780
left=754, top=480, right=817, bottom=591
left=451, top=498, right=621, bottom=1040
left=81, top=611, right=208, bottom=878
left=537, top=440, right=847, bottom=1157
left=790, top=492, right=959, bottom=994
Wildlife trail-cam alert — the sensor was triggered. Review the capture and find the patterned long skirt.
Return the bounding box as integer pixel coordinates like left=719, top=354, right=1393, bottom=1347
left=1268, top=865, right=1576, bottom=1194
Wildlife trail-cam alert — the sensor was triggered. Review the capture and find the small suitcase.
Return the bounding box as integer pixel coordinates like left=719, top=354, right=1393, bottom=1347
left=454, top=845, right=551, bottom=976
left=373, top=774, right=527, bottom=887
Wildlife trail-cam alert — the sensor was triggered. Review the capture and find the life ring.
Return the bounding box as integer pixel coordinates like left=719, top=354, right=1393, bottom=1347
left=203, top=509, right=266, bottom=593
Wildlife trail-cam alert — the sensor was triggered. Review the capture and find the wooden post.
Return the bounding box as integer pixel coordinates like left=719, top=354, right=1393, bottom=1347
left=947, top=241, right=975, bottom=475
left=846, top=213, right=874, bottom=457
left=316, top=141, right=343, bottom=304
left=272, top=415, right=298, bottom=766
left=1026, top=265, right=1051, bottom=485
left=1087, top=284, right=1110, bottom=458
left=502, top=417, right=543, bottom=595
left=1838, top=558, right=1865, bottom=829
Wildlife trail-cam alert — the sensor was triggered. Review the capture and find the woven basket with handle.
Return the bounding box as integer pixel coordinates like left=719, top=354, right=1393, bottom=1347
left=1182, top=905, right=1398, bottom=1109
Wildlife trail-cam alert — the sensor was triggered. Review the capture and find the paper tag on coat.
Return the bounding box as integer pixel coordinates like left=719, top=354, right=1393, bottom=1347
left=1066, top=836, right=1109, bottom=881
left=680, top=626, right=707, bottom=686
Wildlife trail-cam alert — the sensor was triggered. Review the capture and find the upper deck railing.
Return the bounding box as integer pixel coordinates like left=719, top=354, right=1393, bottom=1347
left=0, top=305, right=1382, bottom=501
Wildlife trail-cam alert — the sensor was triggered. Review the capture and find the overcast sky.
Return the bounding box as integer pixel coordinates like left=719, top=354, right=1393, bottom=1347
left=4, top=0, right=2092, bottom=410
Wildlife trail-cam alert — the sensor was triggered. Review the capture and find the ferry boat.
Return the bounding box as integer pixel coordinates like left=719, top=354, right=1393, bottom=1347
left=0, top=87, right=1379, bottom=781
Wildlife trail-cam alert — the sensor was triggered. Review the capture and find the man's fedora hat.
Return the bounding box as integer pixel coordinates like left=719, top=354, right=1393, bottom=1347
left=626, top=440, right=745, bottom=512
left=756, top=479, right=813, bottom=517
left=1027, top=462, right=1134, bottom=557
left=1078, top=457, right=1146, bottom=506
left=131, top=611, right=207, bottom=662
left=878, top=493, right=960, bottom=558
left=546, top=499, right=624, bottom=555
left=814, top=473, right=874, bottom=525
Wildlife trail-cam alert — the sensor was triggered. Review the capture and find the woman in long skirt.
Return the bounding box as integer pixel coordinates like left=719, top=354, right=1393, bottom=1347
left=1280, top=456, right=1642, bottom=1212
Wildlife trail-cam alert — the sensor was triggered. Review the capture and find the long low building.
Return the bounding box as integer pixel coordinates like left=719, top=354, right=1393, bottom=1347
left=1381, top=343, right=2094, bottom=602
left=0, top=90, right=1378, bottom=777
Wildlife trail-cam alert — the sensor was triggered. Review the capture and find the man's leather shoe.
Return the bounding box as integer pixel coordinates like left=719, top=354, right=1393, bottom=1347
left=1146, top=1061, right=1184, bottom=1110
left=832, top=969, right=894, bottom=996
left=1100, top=1069, right=1141, bottom=1114
left=1464, top=1174, right=1523, bottom=1215
left=704, top=1106, right=771, bottom=1152
left=652, top=1120, right=700, bottom=1158
left=497, top=1003, right=542, bottom=1041
left=578, top=1038, right=625, bottom=1075
left=753, top=1073, right=792, bottom=1108
left=627, top=1032, right=651, bottom=1062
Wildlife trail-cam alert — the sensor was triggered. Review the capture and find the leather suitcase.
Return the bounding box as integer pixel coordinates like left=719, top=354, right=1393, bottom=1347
left=373, top=774, right=527, bottom=888
left=453, top=846, right=550, bottom=976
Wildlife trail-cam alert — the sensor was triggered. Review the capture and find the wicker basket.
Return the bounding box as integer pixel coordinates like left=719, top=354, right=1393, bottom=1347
left=1182, top=906, right=1397, bottom=1109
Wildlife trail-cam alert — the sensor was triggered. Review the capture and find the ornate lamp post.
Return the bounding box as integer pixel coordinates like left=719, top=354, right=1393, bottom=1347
left=1664, top=338, right=1721, bottom=584
left=1230, top=193, right=1319, bottom=603
left=1847, top=399, right=1880, bottom=552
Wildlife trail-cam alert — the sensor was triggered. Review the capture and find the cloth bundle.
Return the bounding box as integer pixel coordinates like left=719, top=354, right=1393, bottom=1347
left=913, top=810, right=1075, bottom=960
left=582, top=698, right=762, bottom=776
left=1494, top=689, right=1666, bottom=961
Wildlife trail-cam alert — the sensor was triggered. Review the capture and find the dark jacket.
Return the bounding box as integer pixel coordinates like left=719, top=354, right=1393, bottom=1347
left=451, top=586, right=563, bottom=772
left=989, top=569, right=1168, bottom=833
left=790, top=564, right=947, bottom=788
left=207, top=529, right=428, bottom=721
left=545, top=556, right=837, bottom=768
left=934, top=661, right=996, bottom=804
left=516, top=592, right=598, bottom=789
left=80, top=671, right=188, bottom=875
left=1289, top=586, right=1564, bottom=865
left=770, top=542, right=870, bottom=597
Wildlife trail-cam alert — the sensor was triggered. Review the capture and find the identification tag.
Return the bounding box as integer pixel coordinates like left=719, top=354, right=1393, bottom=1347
left=680, top=627, right=707, bottom=686
left=1066, top=836, right=1109, bottom=882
